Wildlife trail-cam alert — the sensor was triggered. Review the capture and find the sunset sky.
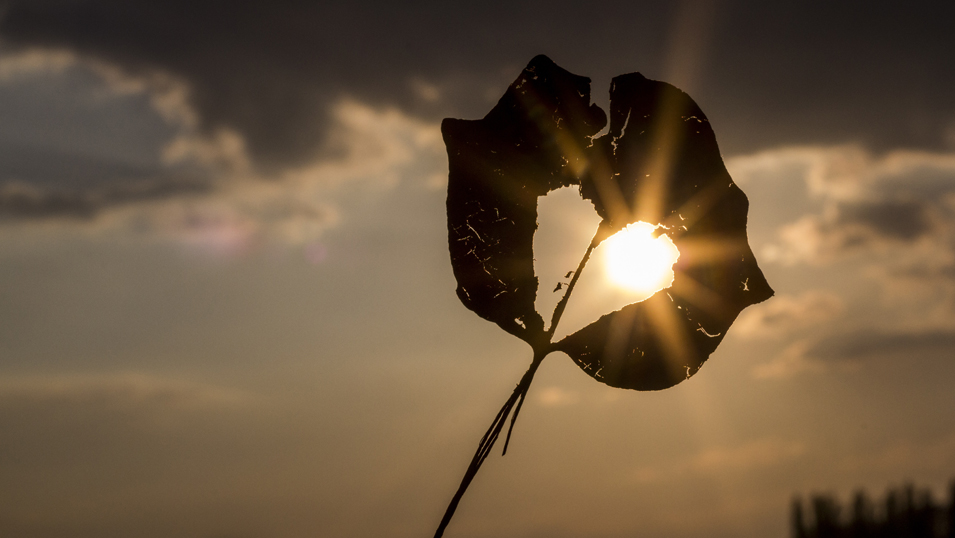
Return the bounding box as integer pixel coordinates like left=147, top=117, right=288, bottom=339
left=2, top=2, right=955, bottom=538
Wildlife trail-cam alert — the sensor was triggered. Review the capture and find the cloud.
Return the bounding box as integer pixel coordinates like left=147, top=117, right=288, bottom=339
left=753, top=148, right=955, bottom=335
left=0, top=373, right=249, bottom=411
left=752, top=341, right=830, bottom=380
left=0, top=46, right=203, bottom=148
left=125, top=98, right=446, bottom=250
left=734, top=145, right=955, bottom=324
left=0, top=2, right=480, bottom=169
left=753, top=329, right=955, bottom=379
left=633, top=437, right=806, bottom=483
left=808, top=330, right=955, bottom=363
left=0, top=46, right=75, bottom=80
left=2, top=1, right=954, bottom=169
left=743, top=146, right=955, bottom=265
left=0, top=174, right=210, bottom=220
left=0, top=44, right=445, bottom=240
left=0, top=47, right=225, bottom=219
left=766, top=202, right=937, bottom=265
left=733, top=291, right=843, bottom=340
left=3, top=5, right=954, bottom=249
left=0, top=84, right=445, bottom=249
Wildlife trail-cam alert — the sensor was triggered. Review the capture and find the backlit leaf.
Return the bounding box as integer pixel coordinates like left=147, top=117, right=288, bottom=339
left=435, top=55, right=773, bottom=537
left=443, top=55, right=772, bottom=386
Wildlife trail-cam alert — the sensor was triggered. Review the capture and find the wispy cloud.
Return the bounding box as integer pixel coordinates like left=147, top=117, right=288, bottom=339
left=735, top=146, right=955, bottom=266
left=809, top=329, right=955, bottom=362
left=732, top=144, right=955, bottom=335
left=633, top=438, right=806, bottom=484
left=0, top=47, right=76, bottom=80
left=752, top=341, right=832, bottom=380
left=734, top=291, right=843, bottom=340
left=753, top=329, right=955, bottom=379
left=0, top=372, right=249, bottom=411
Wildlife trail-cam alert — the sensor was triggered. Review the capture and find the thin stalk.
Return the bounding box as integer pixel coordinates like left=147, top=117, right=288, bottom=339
left=502, top=229, right=601, bottom=454
left=434, top=227, right=603, bottom=538
left=548, top=231, right=601, bottom=338
left=433, top=351, right=544, bottom=538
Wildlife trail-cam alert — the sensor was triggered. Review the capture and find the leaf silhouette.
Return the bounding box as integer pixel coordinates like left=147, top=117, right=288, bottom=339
left=444, top=55, right=606, bottom=349
left=556, top=69, right=775, bottom=390
left=435, top=55, right=773, bottom=537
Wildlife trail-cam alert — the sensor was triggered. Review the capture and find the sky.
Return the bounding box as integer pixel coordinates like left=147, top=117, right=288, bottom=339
left=1, top=1, right=955, bottom=537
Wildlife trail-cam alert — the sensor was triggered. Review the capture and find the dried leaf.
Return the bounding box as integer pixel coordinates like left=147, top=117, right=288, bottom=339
left=435, top=55, right=773, bottom=537
left=443, top=55, right=606, bottom=348
left=556, top=71, right=774, bottom=390
left=444, top=55, right=772, bottom=385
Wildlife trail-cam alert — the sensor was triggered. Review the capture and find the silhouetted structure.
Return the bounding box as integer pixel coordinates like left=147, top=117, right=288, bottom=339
left=792, top=481, right=955, bottom=538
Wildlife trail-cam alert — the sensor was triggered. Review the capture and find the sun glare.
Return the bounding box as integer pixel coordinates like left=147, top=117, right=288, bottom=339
left=603, top=222, right=680, bottom=294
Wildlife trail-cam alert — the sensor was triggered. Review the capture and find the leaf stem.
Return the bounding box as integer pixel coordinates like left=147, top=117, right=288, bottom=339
left=433, top=349, right=545, bottom=538
left=502, top=227, right=602, bottom=455
left=434, top=226, right=603, bottom=538
left=547, top=228, right=602, bottom=338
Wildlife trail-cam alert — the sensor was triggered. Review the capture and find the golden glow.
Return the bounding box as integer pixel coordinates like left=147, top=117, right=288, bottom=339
left=603, top=222, right=680, bottom=294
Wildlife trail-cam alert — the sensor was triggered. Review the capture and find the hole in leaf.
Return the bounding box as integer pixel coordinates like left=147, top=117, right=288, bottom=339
left=551, top=222, right=680, bottom=341
left=533, top=185, right=601, bottom=331
left=602, top=222, right=680, bottom=294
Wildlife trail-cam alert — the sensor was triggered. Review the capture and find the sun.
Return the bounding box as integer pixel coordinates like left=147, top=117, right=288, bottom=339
left=603, top=222, right=680, bottom=294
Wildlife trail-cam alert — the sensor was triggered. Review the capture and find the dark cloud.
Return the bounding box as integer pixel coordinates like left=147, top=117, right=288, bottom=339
left=0, top=48, right=215, bottom=218
left=1, top=0, right=953, bottom=172
left=0, top=144, right=158, bottom=189
left=836, top=199, right=932, bottom=241
left=749, top=147, right=955, bottom=264
left=0, top=142, right=211, bottom=218
left=809, top=330, right=955, bottom=362
left=890, top=264, right=955, bottom=281
left=771, top=196, right=938, bottom=262
left=0, top=161, right=210, bottom=219
left=733, top=291, right=843, bottom=339
left=0, top=177, right=209, bottom=219
left=818, top=197, right=936, bottom=252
